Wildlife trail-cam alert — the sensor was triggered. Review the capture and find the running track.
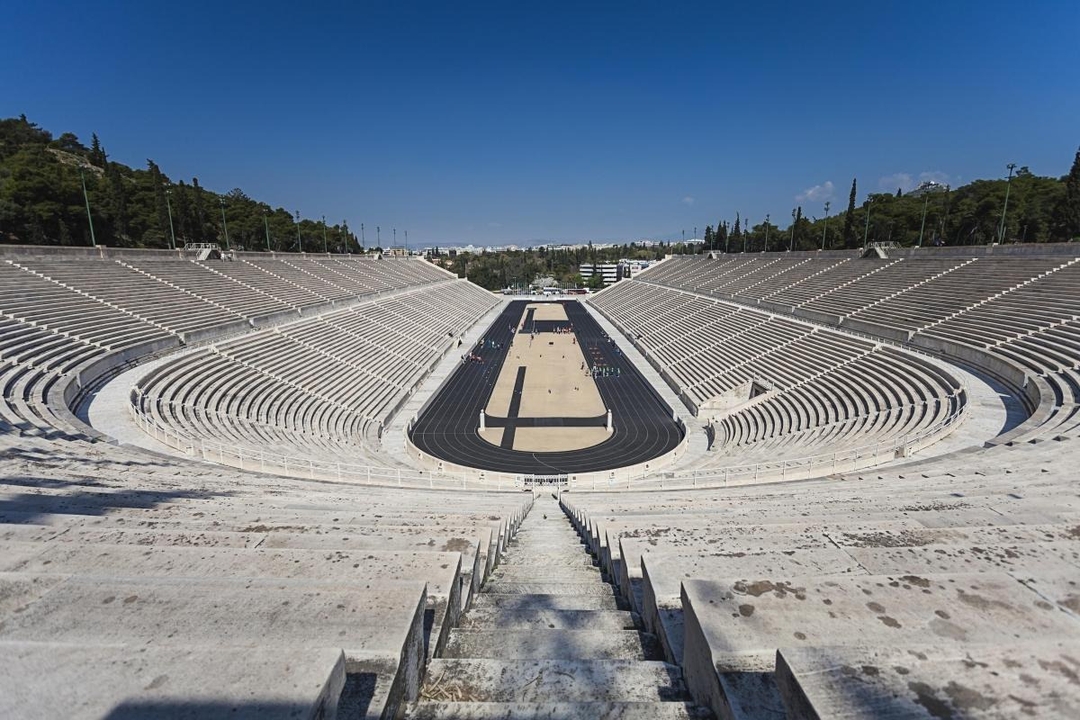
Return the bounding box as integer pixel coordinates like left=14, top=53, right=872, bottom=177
left=408, top=300, right=684, bottom=475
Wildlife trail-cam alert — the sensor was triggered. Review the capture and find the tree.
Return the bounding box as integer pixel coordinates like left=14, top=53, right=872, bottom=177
left=842, top=178, right=858, bottom=248
left=89, top=133, right=107, bottom=168
left=147, top=159, right=171, bottom=248
left=1061, top=146, right=1080, bottom=239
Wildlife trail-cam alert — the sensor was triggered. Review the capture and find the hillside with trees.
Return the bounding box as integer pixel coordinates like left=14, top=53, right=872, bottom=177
left=1, top=115, right=1076, bottom=262
left=701, top=149, right=1080, bottom=254
left=0, top=115, right=356, bottom=252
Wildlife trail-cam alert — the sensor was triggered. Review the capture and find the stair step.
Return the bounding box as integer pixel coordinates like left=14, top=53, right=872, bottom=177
left=490, top=566, right=602, bottom=582
left=497, top=554, right=595, bottom=567
left=483, top=581, right=619, bottom=596
left=407, top=701, right=709, bottom=719
left=471, top=593, right=621, bottom=611
left=459, top=607, right=635, bottom=631
left=444, top=629, right=661, bottom=660
left=419, top=659, right=688, bottom=703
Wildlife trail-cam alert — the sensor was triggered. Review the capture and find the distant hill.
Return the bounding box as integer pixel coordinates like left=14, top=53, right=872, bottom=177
left=0, top=115, right=356, bottom=251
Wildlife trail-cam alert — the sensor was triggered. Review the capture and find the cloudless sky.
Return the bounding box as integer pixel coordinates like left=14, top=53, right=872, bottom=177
left=3, top=1, right=1078, bottom=246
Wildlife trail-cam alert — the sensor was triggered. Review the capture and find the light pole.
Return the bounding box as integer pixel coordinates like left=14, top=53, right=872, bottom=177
left=862, top=196, right=873, bottom=248
left=263, top=210, right=271, bottom=252
left=165, top=189, right=177, bottom=250
left=764, top=214, right=770, bottom=253
left=219, top=198, right=230, bottom=250
left=404, top=230, right=408, bottom=254
left=295, top=211, right=302, bottom=252
left=790, top=208, right=796, bottom=251
left=821, top=201, right=830, bottom=250
left=393, top=228, right=397, bottom=249
left=917, top=193, right=930, bottom=247
left=360, top=223, right=365, bottom=251
left=342, top=220, right=348, bottom=254
left=997, top=162, right=1017, bottom=244
left=377, top=226, right=381, bottom=248
left=321, top=215, right=328, bottom=253
left=78, top=168, right=97, bottom=247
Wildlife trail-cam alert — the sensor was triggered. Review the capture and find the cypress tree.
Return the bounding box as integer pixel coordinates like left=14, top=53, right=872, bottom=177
left=843, top=178, right=858, bottom=248
left=1063, top=147, right=1080, bottom=239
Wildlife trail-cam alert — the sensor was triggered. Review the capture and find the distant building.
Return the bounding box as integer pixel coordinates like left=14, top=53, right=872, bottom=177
left=909, top=181, right=949, bottom=197
left=579, top=259, right=653, bottom=286
left=579, top=263, right=623, bottom=286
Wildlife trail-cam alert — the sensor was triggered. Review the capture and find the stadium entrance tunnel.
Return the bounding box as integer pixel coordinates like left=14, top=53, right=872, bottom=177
left=407, top=300, right=686, bottom=477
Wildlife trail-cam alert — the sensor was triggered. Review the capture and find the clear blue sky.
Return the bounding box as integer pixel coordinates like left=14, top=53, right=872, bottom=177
left=3, top=1, right=1078, bottom=246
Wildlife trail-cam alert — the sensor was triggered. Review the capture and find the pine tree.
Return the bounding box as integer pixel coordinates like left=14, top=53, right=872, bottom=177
left=843, top=178, right=858, bottom=248
left=1062, top=146, right=1080, bottom=239
left=89, top=133, right=107, bottom=168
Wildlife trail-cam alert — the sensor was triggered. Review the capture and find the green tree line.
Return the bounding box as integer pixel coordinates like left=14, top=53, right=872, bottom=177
left=699, top=148, right=1080, bottom=254
left=0, top=115, right=359, bottom=252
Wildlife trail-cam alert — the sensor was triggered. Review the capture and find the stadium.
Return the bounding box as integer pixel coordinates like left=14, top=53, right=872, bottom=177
left=2, top=240, right=1078, bottom=718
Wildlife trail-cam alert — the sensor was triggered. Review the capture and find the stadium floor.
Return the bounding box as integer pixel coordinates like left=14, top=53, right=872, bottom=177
left=408, top=300, right=684, bottom=476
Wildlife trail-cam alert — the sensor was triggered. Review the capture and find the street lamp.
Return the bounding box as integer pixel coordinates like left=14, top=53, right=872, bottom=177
left=219, top=197, right=230, bottom=251
left=263, top=209, right=271, bottom=252
left=821, top=201, right=831, bottom=250
left=404, top=230, right=408, bottom=254
left=360, top=223, right=365, bottom=251
left=377, top=226, right=381, bottom=247
left=295, top=211, right=302, bottom=252
left=165, top=189, right=177, bottom=250
left=321, top=215, right=328, bottom=253
left=764, top=214, right=770, bottom=253
left=862, top=196, right=873, bottom=248
left=78, top=168, right=97, bottom=247
left=917, top=193, right=930, bottom=247
left=997, top=162, right=1017, bottom=244
left=790, top=208, right=796, bottom=251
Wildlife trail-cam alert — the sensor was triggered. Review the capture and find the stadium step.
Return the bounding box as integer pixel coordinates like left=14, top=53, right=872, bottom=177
left=405, top=495, right=713, bottom=719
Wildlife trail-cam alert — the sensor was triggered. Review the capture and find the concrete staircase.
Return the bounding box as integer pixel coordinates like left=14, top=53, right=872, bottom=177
left=406, top=495, right=711, bottom=719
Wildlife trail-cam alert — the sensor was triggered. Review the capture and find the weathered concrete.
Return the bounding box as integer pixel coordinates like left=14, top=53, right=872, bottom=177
left=0, top=573, right=428, bottom=703
left=0, top=542, right=463, bottom=659
left=776, top=643, right=1080, bottom=719
left=680, top=572, right=1080, bottom=720
left=0, top=642, right=347, bottom=720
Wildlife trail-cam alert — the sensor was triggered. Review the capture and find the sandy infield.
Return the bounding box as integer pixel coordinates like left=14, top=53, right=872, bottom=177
left=481, top=303, right=610, bottom=452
